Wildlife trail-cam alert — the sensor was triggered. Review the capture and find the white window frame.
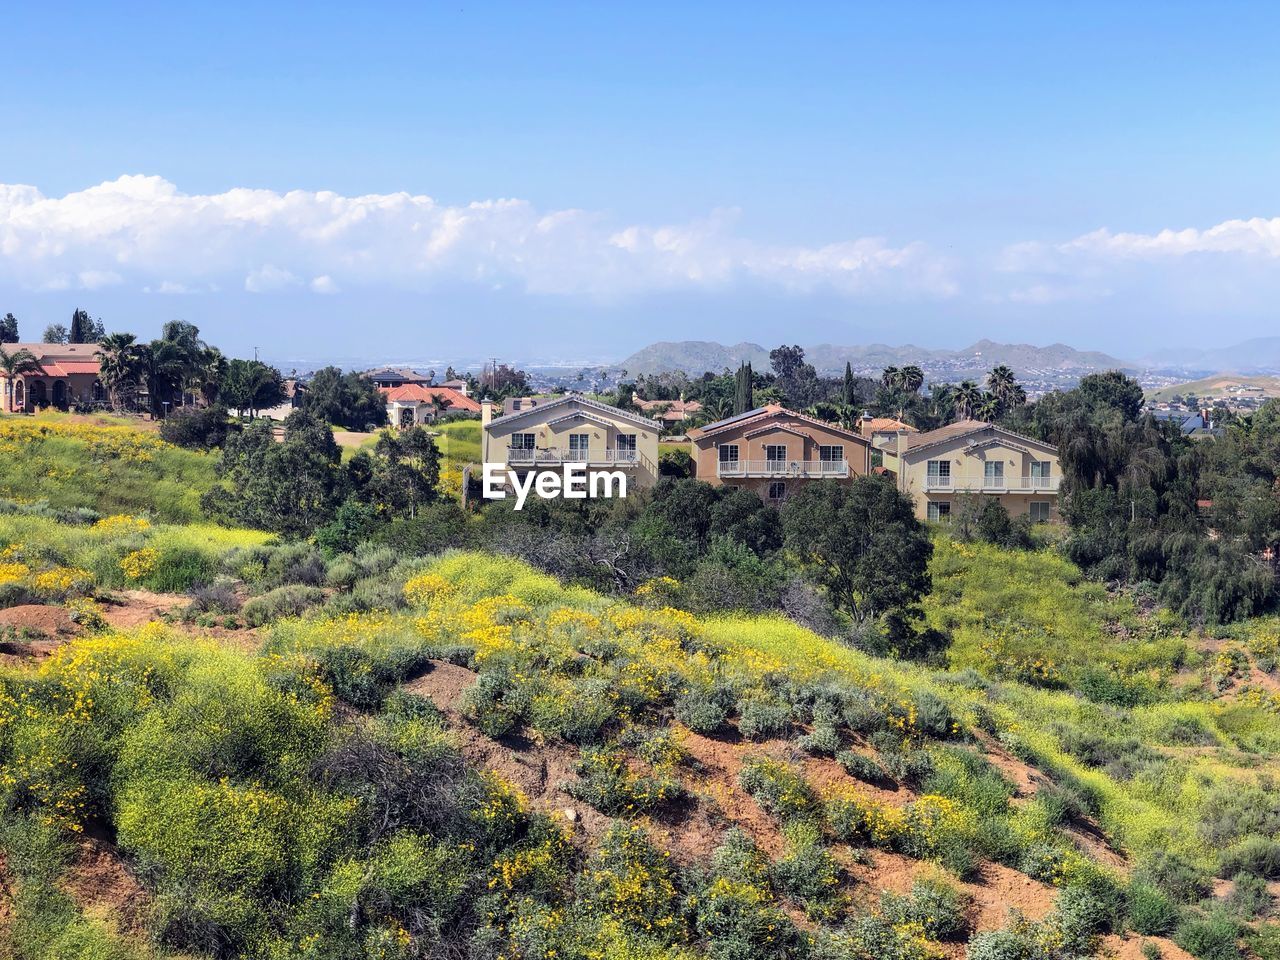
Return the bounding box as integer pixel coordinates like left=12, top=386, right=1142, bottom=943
left=765, top=444, right=787, bottom=466
left=568, top=432, right=590, bottom=457
left=984, top=460, right=1005, bottom=488
left=511, top=433, right=536, bottom=451
left=927, top=500, right=952, bottom=522
left=718, top=444, right=740, bottom=463
left=1030, top=501, right=1051, bottom=523
left=927, top=459, right=951, bottom=487
left=1030, top=460, right=1051, bottom=488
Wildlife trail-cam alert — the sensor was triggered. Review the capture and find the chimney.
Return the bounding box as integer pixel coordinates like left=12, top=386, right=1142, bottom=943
left=896, top=428, right=910, bottom=453
left=481, top=400, right=494, bottom=428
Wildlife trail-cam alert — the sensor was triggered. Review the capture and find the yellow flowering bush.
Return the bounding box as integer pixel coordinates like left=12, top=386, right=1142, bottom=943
left=119, top=547, right=159, bottom=581
left=402, top=572, right=455, bottom=607
left=92, top=514, right=152, bottom=534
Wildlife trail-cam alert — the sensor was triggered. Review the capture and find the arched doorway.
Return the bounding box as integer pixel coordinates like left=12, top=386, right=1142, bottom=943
left=12, top=380, right=24, bottom=411
left=92, top=380, right=105, bottom=402
left=28, top=380, right=47, bottom=408
left=399, top=406, right=416, bottom=428
left=52, top=380, right=69, bottom=409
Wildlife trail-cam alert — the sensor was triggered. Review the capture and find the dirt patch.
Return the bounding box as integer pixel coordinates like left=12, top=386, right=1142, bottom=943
left=972, top=730, right=1048, bottom=800
left=403, top=661, right=610, bottom=841
left=1100, top=933, right=1196, bottom=960
left=98, top=589, right=185, bottom=630
left=0, top=604, right=79, bottom=639
left=57, top=836, right=150, bottom=937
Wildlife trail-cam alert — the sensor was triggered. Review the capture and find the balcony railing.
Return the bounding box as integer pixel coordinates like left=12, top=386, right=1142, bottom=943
left=506, top=448, right=642, bottom=466
left=717, top=459, right=849, bottom=479
left=922, top=475, right=1060, bottom=493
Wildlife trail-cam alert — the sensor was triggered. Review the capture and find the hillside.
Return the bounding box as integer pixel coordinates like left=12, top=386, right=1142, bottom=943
left=620, top=338, right=1131, bottom=377
left=1144, top=336, right=1280, bottom=373
left=1145, top=372, right=1280, bottom=404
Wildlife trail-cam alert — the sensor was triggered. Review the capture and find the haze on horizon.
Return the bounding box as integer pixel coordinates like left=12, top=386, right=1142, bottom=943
left=4, top=2, right=1280, bottom=363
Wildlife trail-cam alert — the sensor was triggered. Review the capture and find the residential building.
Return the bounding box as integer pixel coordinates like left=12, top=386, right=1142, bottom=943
left=481, top=394, right=661, bottom=491
left=633, top=397, right=703, bottom=427
left=440, top=378, right=470, bottom=396
left=686, top=405, right=871, bottom=503
left=879, top=420, right=1061, bottom=522
left=0, top=343, right=103, bottom=413
left=382, top=385, right=481, bottom=427
left=364, top=367, right=432, bottom=390
left=501, top=394, right=560, bottom=416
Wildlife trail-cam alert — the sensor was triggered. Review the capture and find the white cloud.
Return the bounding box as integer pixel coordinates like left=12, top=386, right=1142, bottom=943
left=1062, top=217, right=1280, bottom=259
left=0, top=175, right=953, bottom=300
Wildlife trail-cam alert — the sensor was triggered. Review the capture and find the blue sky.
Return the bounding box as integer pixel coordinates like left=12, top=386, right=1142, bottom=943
left=4, top=2, right=1280, bottom=364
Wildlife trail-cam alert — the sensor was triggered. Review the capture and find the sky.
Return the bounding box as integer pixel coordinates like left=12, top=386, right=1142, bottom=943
left=4, top=1, right=1280, bottom=365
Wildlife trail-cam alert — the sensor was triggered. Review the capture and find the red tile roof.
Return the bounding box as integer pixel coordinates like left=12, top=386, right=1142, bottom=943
left=381, top=384, right=480, bottom=412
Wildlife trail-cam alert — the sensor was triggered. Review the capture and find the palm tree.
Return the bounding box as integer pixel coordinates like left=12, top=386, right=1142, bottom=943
left=899, top=365, right=925, bottom=395
left=953, top=380, right=983, bottom=420
left=187, top=347, right=228, bottom=407
left=986, top=365, right=1018, bottom=407
left=0, top=345, right=44, bottom=413
left=975, top=392, right=1001, bottom=421
left=880, top=366, right=900, bottom=389
left=98, top=333, right=143, bottom=411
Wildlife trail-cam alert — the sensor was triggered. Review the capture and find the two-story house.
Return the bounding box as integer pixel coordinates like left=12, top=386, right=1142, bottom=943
left=686, top=405, right=871, bottom=503
left=481, top=394, right=662, bottom=491
left=879, top=419, right=1061, bottom=522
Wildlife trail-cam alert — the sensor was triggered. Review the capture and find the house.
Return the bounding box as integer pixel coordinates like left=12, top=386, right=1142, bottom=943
left=382, top=385, right=481, bottom=427
left=879, top=420, right=1060, bottom=522
left=501, top=395, right=560, bottom=416
left=686, top=404, right=871, bottom=503
left=0, top=343, right=103, bottom=413
left=440, top=378, right=470, bottom=396
left=481, top=394, right=661, bottom=491
left=857, top=415, right=916, bottom=447
left=364, top=367, right=433, bottom=390
left=633, top=397, right=703, bottom=427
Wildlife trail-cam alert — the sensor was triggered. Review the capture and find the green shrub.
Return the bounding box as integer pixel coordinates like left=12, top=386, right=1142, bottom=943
left=241, top=584, right=327, bottom=625
left=813, top=914, right=934, bottom=960
left=564, top=747, right=682, bottom=815
left=1136, top=851, right=1214, bottom=904
left=460, top=668, right=530, bottom=737
left=798, top=722, right=843, bottom=756
left=1218, top=835, right=1280, bottom=880
left=736, top=696, right=791, bottom=740
left=1174, top=910, right=1243, bottom=960
left=528, top=676, right=618, bottom=744
left=770, top=822, right=841, bottom=918
left=675, top=691, right=729, bottom=734
left=1128, top=880, right=1181, bottom=936
left=738, top=758, right=818, bottom=821
left=1223, top=872, right=1272, bottom=920
left=881, top=875, right=972, bottom=941
left=836, top=750, right=888, bottom=785
left=693, top=875, right=803, bottom=960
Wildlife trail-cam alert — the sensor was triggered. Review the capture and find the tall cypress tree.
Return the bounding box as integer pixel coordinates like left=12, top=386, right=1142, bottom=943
left=69, top=309, right=91, bottom=343
left=733, top=362, right=754, bottom=415
left=843, top=361, right=856, bottom=407
left=743, top=361, right=754, bottom=411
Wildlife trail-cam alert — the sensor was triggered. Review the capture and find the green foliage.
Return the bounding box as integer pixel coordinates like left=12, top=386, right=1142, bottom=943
left=299, top=366, right=388, bottom=431
left=881, top=874, right=973, bottom=941
left=240, top=584, right=327, bottom=626
left=1174, top=910, right=1244, bottom=960
left=738, top=758, right=818, bottom=821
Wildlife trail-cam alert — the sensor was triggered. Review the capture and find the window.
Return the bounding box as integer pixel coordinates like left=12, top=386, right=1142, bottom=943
left=926, top=459, right=951, bottom=487
left=765, top=444, right=787, bottom=468
left=768, top=481, right=786, bottom=501
left=512, top=400, right=523, bottom=411
left=568, top=433, right=590, bottom=458
left=616, top=433, right=637, bottom=461
left=511, top=433, right=536, bottom=451
left=870, top=448, right=884, bottom=468
left=718, top=444, right=740, bottom=472
left=984, top=461, right=1004, bottom=488
left=927, top=501, right=952, bottom=522
left=819, top=444, right=844, bottom=472
left=1030, top=501, right=1051, bottom=523
left=1030, top=460, right=1051, bottom=489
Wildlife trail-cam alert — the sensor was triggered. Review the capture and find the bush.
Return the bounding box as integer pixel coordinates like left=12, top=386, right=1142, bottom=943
left=836, top=750, right=889, bottom=785
left=241, top=584, right=326, bottom=626
left=564, top=747, right=683, bottom=815
left=770, top=822, right=841, bottom=918
left=159, top=405, right=232, bottom=449
left=1174, top=910, right=1243, bottom=960
left=1128, top=880, right=1181, bottom=936
left=185, top=580, right=242, bottom=617
left=739, top=758, right=818, bottom=822
left=1223, top=872, right=1272, bottom=920
left=736, top=696, right=791, bottom=740
left=460, top=668, right=530, bottom=737
left=1219, top=836, right=1280, bottom=880
left=528, top=677, right=619, bottom=744
left=1136, top=851, right=1214, bottom=904
left=797, top=722, right=843, bottom=756
left=675, top=686, right=732, bottom=735
left=813, top=914, right=934, bottom=960
left=881, top=875, right=971, bottom=941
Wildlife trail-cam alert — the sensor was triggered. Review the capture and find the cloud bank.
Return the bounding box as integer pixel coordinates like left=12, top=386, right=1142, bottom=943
left=0, top=175, right=953, bottom=299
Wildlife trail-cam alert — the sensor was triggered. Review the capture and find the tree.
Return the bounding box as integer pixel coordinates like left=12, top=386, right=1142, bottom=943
left=733, top=362, right=754, bottom=415
left=783, top=475, right=933, bottom=626
left=43, top=324, right=69, bottom=344
left=0, top=345, right=43, bottom=411
left=221, top=359, right=285, bottom=418
left=361, top=426, right=441, bottom=518
left=98, top=333, right=144, bottom=411
left=899, top=365, right=924, bottom=395
left=68, top=309, right=105, bottom=343
left=769, top=345, right=821, bottom=408
left=953, top=380, right=983, bottom=419
left=202, top=410, right=346, bottom=537
left=843, top=362, right=857, bottom=407
left=0, top=313, right=17, bottom=343
left=881, top=366, right=900, bottom=389
left=301, top=366, right=388, bottom=430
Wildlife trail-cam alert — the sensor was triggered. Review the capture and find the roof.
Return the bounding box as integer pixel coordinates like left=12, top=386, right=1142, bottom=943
left=859, top=417, right=916, bottom=434
left=382, top=384, right=480, bottom=411
left=487, top=393, right=659, bottom=431
left=441, top=378, right=468, bottom=388
left=687, top=404, right=869, bottom=445
left=633, top=398, right=702, bottom=414
left=3, top=342, right=101, bottom=365
left=365, top=366, right=432, bottom=384
left=891, top=420, right=1057, bottom=458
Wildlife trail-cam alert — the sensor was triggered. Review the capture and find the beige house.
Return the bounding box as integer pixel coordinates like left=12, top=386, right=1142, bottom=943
left=481, top=394, right=662, bottom=491
left=687, top=405, right=871, bottom=503
left=879, top=420, right=1061, bottom=522
left=0, top=343, right=103, bottom=413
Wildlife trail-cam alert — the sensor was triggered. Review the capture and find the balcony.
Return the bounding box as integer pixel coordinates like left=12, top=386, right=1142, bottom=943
left=922, top=475, right=1060, bottom=494
left=717, top=459, right=849, bottom=479
left=506, top=448, right=643, bottom=467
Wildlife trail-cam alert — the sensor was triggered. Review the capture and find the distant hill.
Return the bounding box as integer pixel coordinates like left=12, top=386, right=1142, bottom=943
left=1143, top=336, right=1280, bottom=373
left=1145, top=372, right=1280, bottom=404
left=619, top=338, right=1131, bottom=378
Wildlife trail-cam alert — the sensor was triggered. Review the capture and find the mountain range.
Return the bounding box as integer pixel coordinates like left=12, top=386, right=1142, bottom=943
left=619, top=339, right=1132, bottom=378
left=1140, top=336, right=1280, bottom=373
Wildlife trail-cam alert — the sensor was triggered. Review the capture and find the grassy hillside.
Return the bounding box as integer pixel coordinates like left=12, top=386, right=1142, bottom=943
left=1145, top=373, right=1280, bottom=403
left=0, top=413, right=217, bottom=522
left=4, top=540, right=1280, bottom=958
